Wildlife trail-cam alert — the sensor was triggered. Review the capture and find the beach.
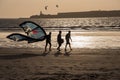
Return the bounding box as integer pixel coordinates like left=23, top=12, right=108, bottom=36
left=0, top=31, right=120, bottom=80
left=0, top=17, right=120, bottom=80
left=0, top=48, right=120, bottom=80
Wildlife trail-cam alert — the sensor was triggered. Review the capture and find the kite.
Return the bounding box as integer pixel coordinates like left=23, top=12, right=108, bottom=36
left=56, top=5, right=59, bottom=8
left=7, top=21, right=47, bottom=43
left=45, top=6, right=48, bottom=10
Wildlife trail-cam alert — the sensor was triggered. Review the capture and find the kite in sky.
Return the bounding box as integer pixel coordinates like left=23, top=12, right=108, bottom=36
left=45, top=6, right=48, bottom=10
left=7, top=21, right=47, bottom=43
left=56, top=5, right=59, bottom=8
left=45, top=5, right=59, bottom=10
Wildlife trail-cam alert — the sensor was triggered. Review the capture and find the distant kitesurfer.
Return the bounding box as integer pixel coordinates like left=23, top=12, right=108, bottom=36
left=45, top=6, right=48, bottom=10
left=57, top=31, right=64, bottom=51
left=65, top=31, right=72, bottom=51
left=45, top=32, right=52, bottom=51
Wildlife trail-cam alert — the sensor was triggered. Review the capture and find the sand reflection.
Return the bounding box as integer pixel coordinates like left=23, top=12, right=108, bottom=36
left=72, top=36, right=93, bottom=48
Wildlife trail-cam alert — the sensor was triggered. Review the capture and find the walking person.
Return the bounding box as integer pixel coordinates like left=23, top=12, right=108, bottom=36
left=57, top=31, right=64, bottom=51
left=45, top=32, right=52, bottom=51
left=65, top=31, right=72, bottom=51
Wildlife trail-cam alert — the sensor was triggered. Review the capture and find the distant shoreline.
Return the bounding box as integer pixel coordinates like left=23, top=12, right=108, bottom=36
left=30, top=10, right=120, bottom=18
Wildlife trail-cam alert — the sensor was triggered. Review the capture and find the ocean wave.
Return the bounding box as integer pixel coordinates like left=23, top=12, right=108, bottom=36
left=0, top=17, right=120, bottom=31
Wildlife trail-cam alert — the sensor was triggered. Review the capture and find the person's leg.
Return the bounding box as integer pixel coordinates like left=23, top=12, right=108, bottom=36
left=57, top=43, right=61, bottom=51
left=65, top=40, right=69, bottom=51
left=69, top=43, right=72, bottom=50
left=59, top=43, right=62, bottom=50
left=45, top=42, right=48, bottom=51
left=49, top=42, right=51, bottom=51
left=65, top=44, right=67, bottom=51
left=57, top=42, right=59, bottom=50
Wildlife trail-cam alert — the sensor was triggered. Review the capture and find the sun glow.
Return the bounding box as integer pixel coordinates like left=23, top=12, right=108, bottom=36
left=72, top=36, right=93, bottom=48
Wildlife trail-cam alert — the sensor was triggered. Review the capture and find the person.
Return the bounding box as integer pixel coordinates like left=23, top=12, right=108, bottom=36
left=65, top=31, right=72, bottom=51
left=45, top=32, right=52, bottom=51
left=57, top=31, right=64, bottom=51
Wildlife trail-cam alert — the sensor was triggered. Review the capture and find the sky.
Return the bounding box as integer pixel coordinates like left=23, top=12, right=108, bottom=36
left=0, top=0, right=120, bottom=18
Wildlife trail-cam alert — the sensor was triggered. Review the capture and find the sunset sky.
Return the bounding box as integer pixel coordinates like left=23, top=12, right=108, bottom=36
left=0, top=0, right=120, bottom=18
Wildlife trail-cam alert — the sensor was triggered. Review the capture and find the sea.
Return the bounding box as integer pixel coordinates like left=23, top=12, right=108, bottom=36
left=0, top=17, right=120, bottom=49
left=0, top=17, right=120, bottom=31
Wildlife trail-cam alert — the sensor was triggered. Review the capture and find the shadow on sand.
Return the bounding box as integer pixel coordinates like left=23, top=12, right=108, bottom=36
left=0, top=53, right=42, bottom=60
left=0, top=50, right=72, bottom=60
left=64, top=50, right=72, bottom=56
left=0, top=51, right=51, bottom=60
left=40, top=51, right=51, bottom=56
left=54, top=51, right=63, bottom=57
left=54, top=50, right=72, bottom=57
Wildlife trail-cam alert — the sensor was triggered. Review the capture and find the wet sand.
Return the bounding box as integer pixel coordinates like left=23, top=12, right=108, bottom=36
left=0, top=48, right=120, bottom=80
left=1, top=31, right=120, bottom=49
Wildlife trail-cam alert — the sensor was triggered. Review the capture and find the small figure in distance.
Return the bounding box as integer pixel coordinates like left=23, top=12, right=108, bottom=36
left=57, top=31, right=64, bottom=51
left=45, top=32, right=52, bottom=51
left=65, top=31, right=72, bottom=51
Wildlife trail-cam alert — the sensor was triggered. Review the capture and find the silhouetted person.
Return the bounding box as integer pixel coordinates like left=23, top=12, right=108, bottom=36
left=65, top=31, right=72, bottom=51
left=57, top=31, right=64, bottom=51
left=45, top=32, right=52, bottom=51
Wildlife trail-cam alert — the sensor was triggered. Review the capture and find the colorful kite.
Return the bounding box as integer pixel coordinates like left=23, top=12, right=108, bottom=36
left=7, top=21, right=47, bottom=43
